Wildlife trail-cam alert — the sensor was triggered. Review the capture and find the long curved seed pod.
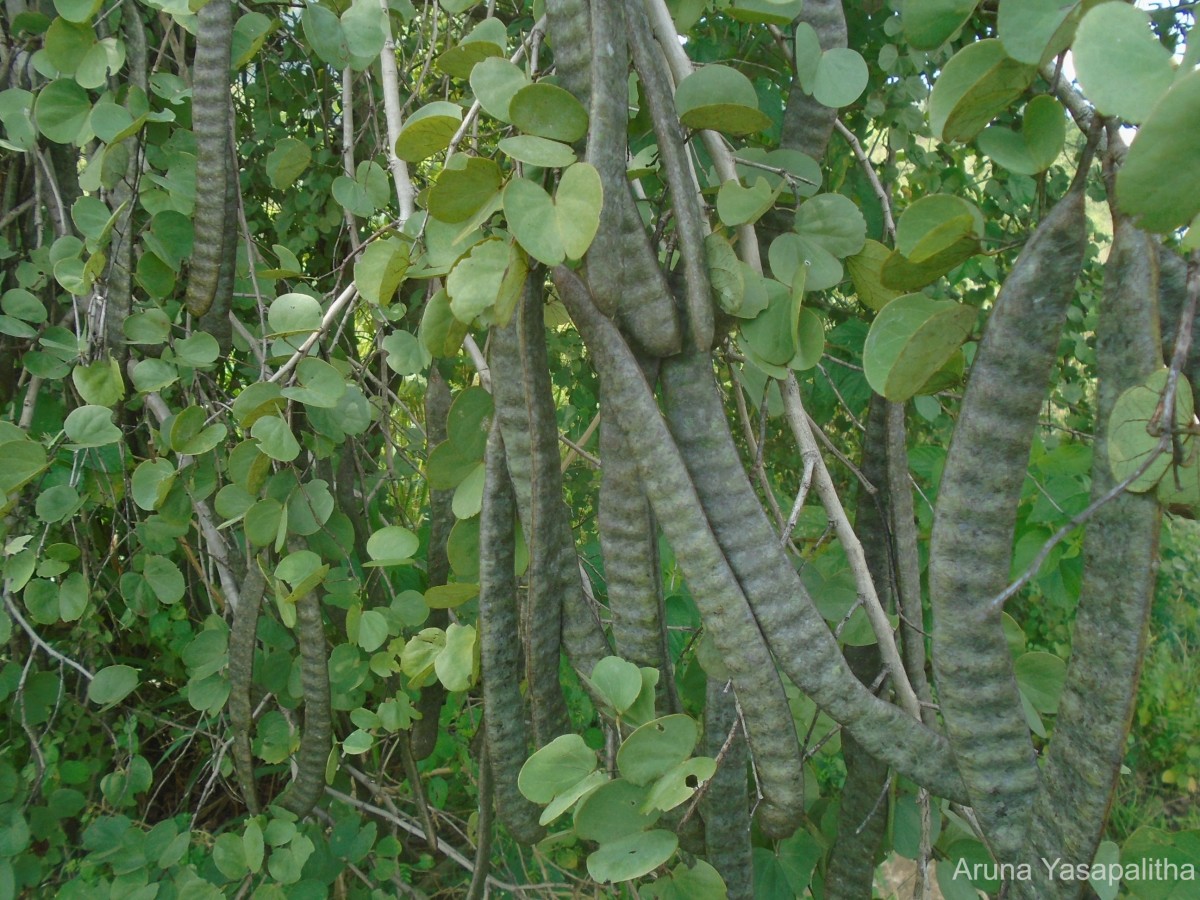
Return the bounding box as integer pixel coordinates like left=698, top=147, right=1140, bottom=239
left=557, top=266, right=814, bottom=838
left=1155, top=243, right=1198, bottom=409
left=625, top=0, right=714, bottom=352
left=478, top=423, right=545, bottom=843
left=544, top=0, right=591, bottom=105
left=825, top=398, right=892, bottom=900
left=1019, top=212, right=1164, bottom=899
left=780, top=0, right=846, bottom=161
left=185, top=0, right=234, bottom=317
left=599, top=360, right=672, bottom=680
left=198, top=101, right=238, bottom=352
left=104, top=0, right=148, bottom=358
left=658, top=349, right=965, bottom=801
left=412, top=367, right=452, bottom=761
left=229, top=557, right=267, bottom=814
left=490, top=286, right=570, bottom=744
left=928, top=162, right=1090, bottom=863
left=277, top=582, right=332, bottom=818
left=701, top=678, right=753, bottom=900
left=584, top=0, right=682, bottom=356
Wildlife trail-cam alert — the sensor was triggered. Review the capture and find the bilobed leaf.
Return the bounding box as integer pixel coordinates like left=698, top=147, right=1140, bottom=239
left=810, top=49, right=869, bottom=109
left=447, top=238, right=510, bottom=323
left=131, top=459, right=176, bottom=511
left=587, top=830, right=678, bottom=884
left=64, top=405, right=122, bottom=448
left=34, top=78, right=92, bottom=144
left=675, top=65, right=771, bottom=135
left=977, top=95, right=1066, bottom=175
left=1116, top=69, right=1200, bottom=233
left=794, top=193, right=867, bottom=258
left=717, top=177, right=776, bottom=227
left=469, top=57, right=530, bottom=123
left=641, top=757, right=716, bottom=813
left=301, top=2, right=351, bottom=68
left=433, top=622, right=476, bottom=691
left=586, top=657, right=644, bottom=716
left=428, top=157, right=501, bottom=224
left=503, top=163, right=602, bottom=266
left=998, top=0, right=1080, bottom=65
left=1073, top=3, right=1174, bottom=125
left=863, top=293, right=977, bottom=402
left=509, top=82, right=588, bottom=143
left=901, top=0, right=978, bottom=50
left=88, top=665, right=138, bottom=706
left=1107, top=368, right=1193, bottom=492
left=574, top=779, right=659, bottom=842
left=896, top=194, right=984, bottom=256
left=353, top=238, right=409, bottom=305
left=1015, top=650, right=1066, bottom=714
left=382, top=329, right=428, bottom=376
left=340, top=0, right=387, bottom=70
left=846, top=239, right=900, bottom=311
left=251, top=416, right=301, bottom=462
left=365, top=525, right=419, bottom=565
left=281, top=358, right=347, bottom=409
left=268, top=293, right=322, bottom=335
left=929, top=40, right=1037, bottom=142
left=0, top=441, right=47, bottom=494
left=395, top=101, right=462, bottom=162
left=742, top=276, right=801, bottom=366
left=617, top=715, right=700, bottom=786
left=266, top=137, right=312, bottom=190
left=333, top=160, right=390, bottom=218
left=72, top=358, right=124, bottom=407
left=436, top=17, right=505, bottom=79
left=518, top=733, right=599, bottom=804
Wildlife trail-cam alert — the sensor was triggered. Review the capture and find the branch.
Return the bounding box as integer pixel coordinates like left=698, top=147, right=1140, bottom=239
left=376, top=0, right=416, bottom=223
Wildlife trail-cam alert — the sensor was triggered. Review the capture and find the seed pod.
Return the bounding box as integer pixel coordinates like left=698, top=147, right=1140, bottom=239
left=929, top=165, right=1089, bottom=862
left=1021, top=211, right=1162, bottom=898
left=478, top=423, right=545, bottom=843
left=584, top=1, right=682, bottom=356
left=556, top=266, right=807, bottom=837
left=185, top=0, right=235, bottom=318
left=545, top=0, right=591, bottom=105
left=701, top=678, right=753, bottom=900
left=276, top=582, right=332, bottom=818
left=228, top=559, right=266, bottom=814
left=658, top=349, right=964, bottom=802
left=411, top=367, right=452, bottom=761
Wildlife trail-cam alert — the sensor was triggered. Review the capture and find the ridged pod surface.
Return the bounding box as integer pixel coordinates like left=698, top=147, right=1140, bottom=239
left=185, top=0, right=235, bottom=318
left=276, top=584, right=332, bottom=818
left=477, top=424, right=545, bottom=843
left=658, top=350, right=965, bottom=802
left=584, top=0, right=681, bottom=356
left=1019, top=213, right=1163, bottom=899
left=557, top=266, right=821, bottom=838
left=701, top=679, right=752, bottom=900
left=929, top=173, right=1088, bottom=863
left=545, top=0, right=591, bottom=105
left=228, top=559, right=266, bottom=814
left=412, top=368, right=452, bottom=761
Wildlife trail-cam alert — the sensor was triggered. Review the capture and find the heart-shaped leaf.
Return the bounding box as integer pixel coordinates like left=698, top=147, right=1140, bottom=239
left=929, top=39, right=1037, bottom=142
left=977, top=95, right=1066, bottom=175
left=675, top=65, right=771, bottom=135
left=863, top=293, right=977, bottom=402
left=503, top=163, right=601, bottom=265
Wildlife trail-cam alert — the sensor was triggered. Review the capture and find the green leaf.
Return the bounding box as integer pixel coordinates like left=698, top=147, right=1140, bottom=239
left=54, top=0, right=103, bottom=23
left=863, top=293, right=977, bottom=402
left=424, top=583, right=478, bottom=609
left=447, top=238, right=511, bottom=323
left=1015, top=650, right=1066, bottom=715
left=901, top=0, right=978, bottom=50
left=675, top=65, right=771, bottom=135
left=252, top=416, right=301, bottom=462
left=243, top=820, right=265, bottom=875
left=846, top=239, right=901, bottom=312
left=998, top=0, right=1080, bottom=65
left=928, top=40, right=1037, bottom=142
left=34, top=78, right=92, bottom=144
left=705, top=233, right=744, bottom=314
left=429, top=157, right=502, bottom=224
left=742, top=276, right=802, bottom=366
left=641, top=860, right=729, bottom=900
left=716, top=177, right=776, bottom=227
left=642, top=757, right=716, bottom=813
left=436, top=17, right=505, bottom=79
left=168, top=406, right=227, bottom=456
left=64, top=405, right=122, bottom=448
left=341, top=0, right=387, bottom=70
left=366, top=525, right=419, bottom=566
left=497, top=135, right=576, bottom=167
left=1107, top=368, right=1193, bottom=493
left=301, top=2, right=351, bottom=69
left=1116, top=69, right=1200, bottom=233
left=725, top=0, right=803, bottom=26
left=508, top=82, right=588, bottom=143
left=586, top=829, right=677, bottom=884
left=131, top=459, right=176, bottom=511
left=794, top=193, right=867, bottom=258
left=1073, top=3, right=1174, bottom=125
left=44, top=18, right=94, bottom=77
left=469, top=57, right=530, bottom=123
left=88, top=665, right=138, bottom=706
left=503, top=163, right=602, bottom=266
left=382, top=329, right=428, bottom=376
left=395, top=101, right=462, bottom=162
left=518, top=733, right=598, bottom=803
left=268, top=293, right=323, bottom=336
left=810, top=48, right=868, bottom=109
left=451, top=462, right=485, bottom=518
left=72, top=357, right=124, bottom=407
left=976, top=95, right=1066, bottom=175
left=617, top=715, right=700, bottom=786
left=433, top=622, right=476, bottom=691
left=266, top=137, right=312, bottom=191
left=356, top=609, right=389, bottom=653
left=0, top=441, right=47, bottom=494
left=587, top=657, right=644, bottom=716
left=143, top=555, right=185, bottom=605
left=281, top=358, right=347, bottom=409
left=35, top=484, right=81, bottom=523
left=574, top=779, right=659, bottom=842
left=332, top=160, right=390, bottom=218
left=175, top=332, right=220, bottom=367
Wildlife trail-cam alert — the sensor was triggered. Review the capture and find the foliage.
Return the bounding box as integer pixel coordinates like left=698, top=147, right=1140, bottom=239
left=0, top=0, right=1198, bottom=897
